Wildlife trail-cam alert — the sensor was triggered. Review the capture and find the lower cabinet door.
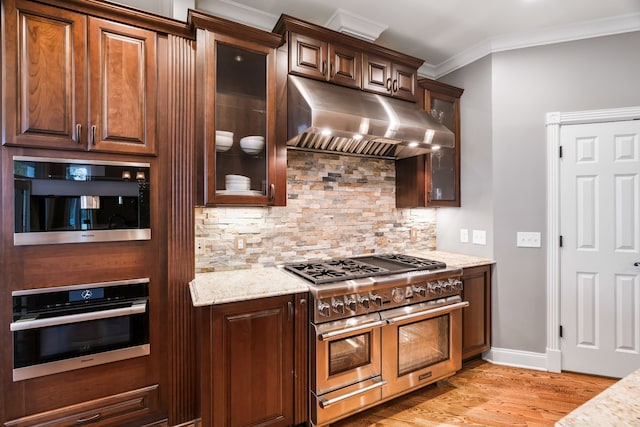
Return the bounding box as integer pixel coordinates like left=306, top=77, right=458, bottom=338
left=204, top=295, right=296, bottom=427
left=4, top=385, right=161, bottom=427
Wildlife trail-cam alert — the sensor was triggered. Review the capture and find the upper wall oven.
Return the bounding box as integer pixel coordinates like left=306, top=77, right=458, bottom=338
left=13, top=156, right=150, bottom=245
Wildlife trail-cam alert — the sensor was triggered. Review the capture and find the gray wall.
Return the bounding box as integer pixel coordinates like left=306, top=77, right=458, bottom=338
left=438, top=31, right=640, bottom=354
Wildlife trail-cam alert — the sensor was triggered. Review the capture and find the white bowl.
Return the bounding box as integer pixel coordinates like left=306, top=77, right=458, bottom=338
left=240, top=136, right=265, bottom=155
left=216, top=130, right=233, bottom=152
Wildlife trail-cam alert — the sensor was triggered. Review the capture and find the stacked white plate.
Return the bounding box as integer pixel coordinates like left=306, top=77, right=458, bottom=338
left=225, top=174, right=250, bottom=191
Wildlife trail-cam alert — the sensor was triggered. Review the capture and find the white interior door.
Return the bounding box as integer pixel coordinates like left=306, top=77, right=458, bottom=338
left=560, top=119, right=640, bottom=378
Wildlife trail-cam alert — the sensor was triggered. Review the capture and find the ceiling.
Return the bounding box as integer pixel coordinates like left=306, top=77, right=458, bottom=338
left=115, top=0, right=640, bottom=78
left=194, top=0, right=640, bottom=77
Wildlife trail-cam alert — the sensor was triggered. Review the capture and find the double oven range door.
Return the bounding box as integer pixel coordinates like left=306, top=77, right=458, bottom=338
left=380, top=298, right=469, bottom=398
left=310, top=312, right=385, bottom=426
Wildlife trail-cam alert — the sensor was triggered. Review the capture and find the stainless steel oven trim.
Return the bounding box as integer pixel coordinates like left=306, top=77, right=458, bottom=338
left=13, top=155, right=151, bottom=168
left=14, top=228, right=151, bottom=246
left=312, top=312, right=383, bottom=396
left=318, top=378, right=387, bottom=408
left=12, top=344, right=150, bottom=381
left=383, top=300, right=469, bottom=324
left=10, top=302, right=147, bottom=331
left=318, top=320, right=386, bottom=341
left=12, top=277, right=150, bottom=296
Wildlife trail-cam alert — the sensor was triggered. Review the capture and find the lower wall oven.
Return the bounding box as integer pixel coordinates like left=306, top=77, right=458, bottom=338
left=11, top=278, right=150, bottom=381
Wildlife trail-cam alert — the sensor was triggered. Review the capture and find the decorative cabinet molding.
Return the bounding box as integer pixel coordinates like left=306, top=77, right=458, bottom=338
left=3, top=0, right=157, bottom=155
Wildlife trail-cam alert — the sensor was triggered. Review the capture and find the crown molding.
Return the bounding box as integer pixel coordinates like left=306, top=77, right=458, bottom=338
left=324, top=8, right=388, bottom=42
left=426, top=12, right=640, bottom=79
left=196, top=0, right=279, bottom=31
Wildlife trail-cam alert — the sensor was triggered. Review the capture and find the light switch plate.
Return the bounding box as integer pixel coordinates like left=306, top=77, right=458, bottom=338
left=517, top=231, right=541, bottom=248
left=460, top=229, right=469, bottom=243
left=472, top=230, right=486, bottom=245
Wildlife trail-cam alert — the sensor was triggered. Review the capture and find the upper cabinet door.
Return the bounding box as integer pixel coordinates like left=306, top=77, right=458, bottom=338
left=2, top=1, right=157, bottom=155
left=289, top=32, right=361, bottom=89
left=87, top=18, right=157, bottom=155
left=196, top=27, right=282, bottom=207
left=362, top=54, right=416, bottom=101
left=3, top=2, right=87, bottom=150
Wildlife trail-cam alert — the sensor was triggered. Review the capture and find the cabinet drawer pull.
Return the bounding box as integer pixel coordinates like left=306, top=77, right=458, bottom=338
left=91, top=125, right=97, bottom=145
left=76, top=413, right=101, bottom=424
left=76, top=124, right=82, bottom=144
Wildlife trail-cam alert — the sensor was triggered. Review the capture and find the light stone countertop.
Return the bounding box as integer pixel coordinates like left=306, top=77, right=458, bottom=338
left=189, top=267, right=309, bottom=307
left=189, top=250, right=494, bottom=307
left=556, top=368, right=640, bottom=426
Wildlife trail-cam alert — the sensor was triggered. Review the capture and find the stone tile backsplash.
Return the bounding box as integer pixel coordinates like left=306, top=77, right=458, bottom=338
left=195, top=150, right=436, bottom=272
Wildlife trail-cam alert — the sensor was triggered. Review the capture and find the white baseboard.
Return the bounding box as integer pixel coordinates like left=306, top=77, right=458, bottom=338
left=482, top=347, right=548, bottom=371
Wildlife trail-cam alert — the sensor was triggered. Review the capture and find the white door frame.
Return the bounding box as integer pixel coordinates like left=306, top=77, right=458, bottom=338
left=546, top=106, right=640, bottom=372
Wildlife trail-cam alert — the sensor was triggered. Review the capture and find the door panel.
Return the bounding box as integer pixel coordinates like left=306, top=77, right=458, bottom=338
left=560, top=120, right=640, bottom=378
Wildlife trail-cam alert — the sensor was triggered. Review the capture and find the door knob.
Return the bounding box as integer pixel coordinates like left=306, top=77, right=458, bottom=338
left=634, top=262, right=640, bottom=267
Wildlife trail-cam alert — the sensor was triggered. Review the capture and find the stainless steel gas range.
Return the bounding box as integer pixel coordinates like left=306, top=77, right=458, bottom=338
left=283, top=253, right=469, bottom=426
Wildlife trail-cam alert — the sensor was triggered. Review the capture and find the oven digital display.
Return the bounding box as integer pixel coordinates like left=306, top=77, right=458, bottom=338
left=69, top=288, right=105, bottom=302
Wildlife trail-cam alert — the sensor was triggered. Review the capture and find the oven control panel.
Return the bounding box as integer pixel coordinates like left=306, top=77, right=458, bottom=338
left=312, top=277, right=463, bottom=322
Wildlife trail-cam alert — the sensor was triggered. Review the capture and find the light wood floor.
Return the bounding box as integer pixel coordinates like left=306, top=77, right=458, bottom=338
left=331, top=358, right=617, bottom=426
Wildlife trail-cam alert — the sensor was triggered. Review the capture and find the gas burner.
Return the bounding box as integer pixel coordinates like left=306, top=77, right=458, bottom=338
left=377, top=254, right=446, bottom=270
left=325, top=258, right=388, bottom=275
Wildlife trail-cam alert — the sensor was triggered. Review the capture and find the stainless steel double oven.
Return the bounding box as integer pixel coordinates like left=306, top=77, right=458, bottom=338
left=283, top=253, right=468, bottom=426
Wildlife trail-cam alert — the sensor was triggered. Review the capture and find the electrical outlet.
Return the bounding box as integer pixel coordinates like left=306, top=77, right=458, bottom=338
left=472, top=230, right=486, bottom=245
left=460, top=229, right=469, bottom=243
left=196, top=238, right=205, bottom=254
left=517, top=232, right=541, bottom=248
left=235, top=236, right=247, bottom=253
left=410, top=227, right=417, bottom=241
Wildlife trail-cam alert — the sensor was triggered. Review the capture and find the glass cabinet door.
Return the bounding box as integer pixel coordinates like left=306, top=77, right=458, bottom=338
left=428, top=96, right=457, bottom=202
left=213, top=42, right=269, bottom=201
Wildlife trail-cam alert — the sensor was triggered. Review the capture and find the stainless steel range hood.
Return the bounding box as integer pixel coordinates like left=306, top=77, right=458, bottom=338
left=287, top=75, right=454, bottom=159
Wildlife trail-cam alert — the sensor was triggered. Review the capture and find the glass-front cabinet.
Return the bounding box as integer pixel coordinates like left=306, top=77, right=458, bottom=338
left=194, top=13, right=285, bottom=206
left=422, top=79, right=463, bottom=207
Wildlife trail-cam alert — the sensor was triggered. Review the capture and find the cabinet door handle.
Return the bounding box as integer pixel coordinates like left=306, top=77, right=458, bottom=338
left=76, top=124, right=82, bottom=144
left=269, top=184, right=275, bottom=202
left=76, top=413, right=102, bottom=424
left=321, top=60, right=327, bottom=76
left=91, top=125, right=97, bottom=145
left=386, top=77, right=392, bottom=91
left=392, top=79, right=398, bottom=93
left=287, top=301, right=293, bottom=321
left=330, top=62, right=335, bottom=78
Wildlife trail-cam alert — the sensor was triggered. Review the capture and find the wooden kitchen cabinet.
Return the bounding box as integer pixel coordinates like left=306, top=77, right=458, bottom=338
left=4, top=385, right=162, bottom=427
left=288, top=32, right=362, bottom=89
left=461, top=264, right=492, bottom=360
left=193, top=11, right=286, bottom=206
left=396, top=78, right=463, bottom=207
left=362, top=53, right=417, bottom=102
left=199, top=294, right=308, bottom=427
left=2, top=0, right=157, bottom=155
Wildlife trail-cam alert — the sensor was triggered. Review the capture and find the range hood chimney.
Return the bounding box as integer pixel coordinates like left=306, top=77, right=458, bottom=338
left=286, top=75, right=454, bottom=159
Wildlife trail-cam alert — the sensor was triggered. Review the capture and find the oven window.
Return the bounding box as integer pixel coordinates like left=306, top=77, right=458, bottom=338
left=397, top=314, right=449, bottom=376
left=328, top=332, right=371, bottom=376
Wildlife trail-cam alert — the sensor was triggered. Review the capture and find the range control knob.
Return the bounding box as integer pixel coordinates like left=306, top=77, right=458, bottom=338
left=358, top=295, right=370, bottom=309
left=318, top=301, right=330, bottom=317
left=413, top=285, right=427, bottom=297
left=391, top=287, right=405, bottom=303
left=430, top=281, right=444, bottom=295
left=332, top=298, right=345, bottom=314
left=455, top=279, right=463, bottom=291
left=344, top=295, right=357, bottom=312
left=370, top=293, right=383, bottom=307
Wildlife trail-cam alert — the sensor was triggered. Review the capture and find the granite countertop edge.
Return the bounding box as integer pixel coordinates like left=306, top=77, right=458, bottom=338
left=189, top=250, right=495, bottom=307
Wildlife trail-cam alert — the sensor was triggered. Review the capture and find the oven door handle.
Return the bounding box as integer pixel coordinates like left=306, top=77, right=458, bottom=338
left=318, top=379, right=387, bottom=408
left=10, top=302, right=148, bottom=332
left=384, top=301, right=469, bottom=324
left=318, top=320, right=386, bottom=341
